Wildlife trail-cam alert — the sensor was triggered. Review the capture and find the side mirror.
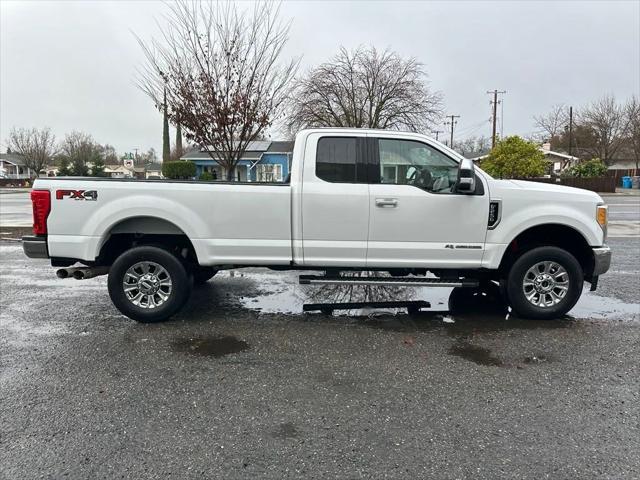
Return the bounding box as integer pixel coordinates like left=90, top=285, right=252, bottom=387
left=456, top=158, right=476, bottom=193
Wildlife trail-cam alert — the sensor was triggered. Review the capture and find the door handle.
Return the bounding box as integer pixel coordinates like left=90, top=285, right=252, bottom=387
left=375, top=198, right=398, bottom=207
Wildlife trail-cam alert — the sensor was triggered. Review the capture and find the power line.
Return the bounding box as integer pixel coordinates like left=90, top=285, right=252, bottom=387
left=568, top=106, right=573, bottom=157
left=455, top=118, right=491, bottom=138
left=430, top=129, right=444, bottom=141
left=444, top=115, right=460, bottom=147
left=487, top=89, right=506, bottom=148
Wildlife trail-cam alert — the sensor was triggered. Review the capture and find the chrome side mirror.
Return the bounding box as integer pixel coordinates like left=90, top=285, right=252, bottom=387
left=456, top=158, right=476, bottom=193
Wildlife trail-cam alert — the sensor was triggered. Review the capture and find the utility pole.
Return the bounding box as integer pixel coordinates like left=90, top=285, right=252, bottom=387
left=568, top=106, right=573, bottom=157
left=487, top=89, right=506, bottom=148
left=430, top=130, right=444, bottom=141
left=444, top=115, right=460, bottom=148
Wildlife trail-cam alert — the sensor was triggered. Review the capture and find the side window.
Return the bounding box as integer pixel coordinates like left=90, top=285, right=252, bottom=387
left=316, top=137, right=357, bottom=183
left=378, top=139, right=459, bottom=193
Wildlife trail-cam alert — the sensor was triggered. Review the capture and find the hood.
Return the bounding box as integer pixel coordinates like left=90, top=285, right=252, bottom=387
left=488, top=178, right=603, bottom=204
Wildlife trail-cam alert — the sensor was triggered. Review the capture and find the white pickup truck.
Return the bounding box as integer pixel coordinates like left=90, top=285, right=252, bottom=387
left=23, top=128, right=611, bottom=322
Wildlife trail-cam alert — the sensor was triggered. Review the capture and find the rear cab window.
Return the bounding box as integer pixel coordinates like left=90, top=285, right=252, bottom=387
left=316, top=137, right=367, bottom=183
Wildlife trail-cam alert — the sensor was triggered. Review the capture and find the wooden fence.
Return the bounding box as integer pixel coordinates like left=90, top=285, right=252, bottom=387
left=0, top=178, right=31, bottom=187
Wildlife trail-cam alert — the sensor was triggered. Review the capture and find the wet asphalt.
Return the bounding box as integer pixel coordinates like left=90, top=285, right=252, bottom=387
left=1, top=238, right=639, bottom=479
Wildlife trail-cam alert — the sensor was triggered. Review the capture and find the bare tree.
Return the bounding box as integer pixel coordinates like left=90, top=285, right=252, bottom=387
left=6, top=127, right=57, bottom=177
left=533, top=104, right=569, bottom=141
left=287, top=46, right=443, bottom=133
left=579, top=95, right=629, bottom=164
left=58, top=131, right=103, bottom=176
left=455, top=135, right=491, bottom=158
left=136, top=0, right=298, bottom=181
left=625, top=95, right=640, bottom=172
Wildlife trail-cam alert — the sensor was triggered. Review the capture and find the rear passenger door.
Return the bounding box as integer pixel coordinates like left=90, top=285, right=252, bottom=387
left=301, top=133, right=369, bottom=267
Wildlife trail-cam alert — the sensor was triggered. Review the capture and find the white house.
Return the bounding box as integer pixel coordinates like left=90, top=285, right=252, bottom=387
left=471, top=143, right=580, bottom=175
left=0, top=153, right=34, bottom=179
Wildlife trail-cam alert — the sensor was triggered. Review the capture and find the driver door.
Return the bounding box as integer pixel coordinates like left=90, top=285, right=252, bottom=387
left=366, top=136, right=490, bottom=269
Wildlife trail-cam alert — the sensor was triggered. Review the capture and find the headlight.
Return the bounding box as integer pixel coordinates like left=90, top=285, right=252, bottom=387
left=597, top=204, right=608, bottom=240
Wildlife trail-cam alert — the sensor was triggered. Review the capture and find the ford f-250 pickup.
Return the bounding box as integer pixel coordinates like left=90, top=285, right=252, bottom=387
left=23, top=128, right=611, bottom=322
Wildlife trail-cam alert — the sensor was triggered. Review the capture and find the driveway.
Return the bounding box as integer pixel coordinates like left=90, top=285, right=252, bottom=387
left=1, top=237, right=638, bottom=479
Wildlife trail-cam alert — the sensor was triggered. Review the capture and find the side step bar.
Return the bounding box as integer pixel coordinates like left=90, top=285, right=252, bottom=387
left=303, top=300, right=431, bottom=314
left=299, top=275, right=479, bottom=288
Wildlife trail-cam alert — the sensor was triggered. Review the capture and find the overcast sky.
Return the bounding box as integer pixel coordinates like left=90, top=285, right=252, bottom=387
left=1, top=0, right=639, bottom=156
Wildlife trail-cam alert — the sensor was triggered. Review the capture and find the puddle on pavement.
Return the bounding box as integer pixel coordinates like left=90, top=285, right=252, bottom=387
left=523, top=354, right=548, bottom=364
left=272, top=422, right=299, bottom=439
left=448, top=342, right=503, bottom=366
left=171, top=335, right=249, bottom=357
left=220, top=269, right=639, bottom=324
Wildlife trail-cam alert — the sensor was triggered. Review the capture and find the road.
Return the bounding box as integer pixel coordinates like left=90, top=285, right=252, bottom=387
left=1, top=237, right=639, bottom=479
left=0, top=190, right=32, bottom=227
left=601, top=194, right=640, bottom=222
left=603, top=195, right=640, bottom=221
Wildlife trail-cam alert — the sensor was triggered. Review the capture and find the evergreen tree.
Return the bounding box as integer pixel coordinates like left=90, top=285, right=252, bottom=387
left=162, top=88, right=171, bottom=162
left=176, top=123, right=183, bottom=157
left=57, top=158, right=71, bottom=176
left=91, top=158, right=106, bottom=177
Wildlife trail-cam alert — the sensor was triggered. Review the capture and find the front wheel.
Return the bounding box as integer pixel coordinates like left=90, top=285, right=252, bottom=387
left=506, top=246, right=583, bottom=320
left=108, top=246, right=192, bottom=323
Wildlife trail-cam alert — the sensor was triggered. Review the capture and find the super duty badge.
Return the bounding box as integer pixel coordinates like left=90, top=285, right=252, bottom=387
left=56, top=189, right=98, bottom=201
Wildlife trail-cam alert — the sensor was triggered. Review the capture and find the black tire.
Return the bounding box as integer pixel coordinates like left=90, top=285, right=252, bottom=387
left=108, top=246, right=192, bottom=323
left=448, top=282, right=507, bottom=315
left=506, top=246, right=583, bottom=320
left=193, top=266, right=218, bottom=285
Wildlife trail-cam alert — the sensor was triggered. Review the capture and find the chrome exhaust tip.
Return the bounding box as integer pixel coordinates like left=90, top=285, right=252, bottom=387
left=73, top=266, right=109, bottom=280
left=56, top=268, right=70, bottom=279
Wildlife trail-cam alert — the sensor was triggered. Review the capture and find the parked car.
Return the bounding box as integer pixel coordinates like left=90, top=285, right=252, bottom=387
left=23, top=128, right=610, bottom=322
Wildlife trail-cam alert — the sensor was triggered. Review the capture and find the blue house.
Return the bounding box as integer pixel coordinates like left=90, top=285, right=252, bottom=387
left=181, top=140, right=293, bottom=182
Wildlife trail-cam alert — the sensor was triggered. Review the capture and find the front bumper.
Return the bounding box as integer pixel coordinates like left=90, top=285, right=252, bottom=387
left=22, top=236, right=49, bottom=259
left=592, top=245, right=611, bottom=277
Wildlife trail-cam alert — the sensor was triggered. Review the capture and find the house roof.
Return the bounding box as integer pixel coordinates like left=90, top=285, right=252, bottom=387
left=181, top=150, right=262, bottom=161
left=104, top=165, right=129, bottom=172
left=608, top=160, right=637, bottom=169
left=0, top=153, right=27, bottom=166
left=198, top=140, right=272, bottom=152
left=541, top=150, right=579, bottom=161
left=181, top=140, right=294, bottom=162
left=471, top=148, right=579, bottom=163
left=145, top=163, right=162, bottom=171
left=267, top=141, right=294, bottom=153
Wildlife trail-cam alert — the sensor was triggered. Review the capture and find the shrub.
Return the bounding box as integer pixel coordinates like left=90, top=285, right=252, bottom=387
left=162, top=160, right=196, bottom=179
left=562, top=158, right=608, bottom=178
left=199, top=172, right=214, bottom=181
left=480, top=136, right=546, bottom=179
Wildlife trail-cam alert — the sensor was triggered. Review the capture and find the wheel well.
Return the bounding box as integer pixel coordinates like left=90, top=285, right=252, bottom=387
left=498, top=224, right=595, bottom=279
left=96, top=216, right=198, bottom=267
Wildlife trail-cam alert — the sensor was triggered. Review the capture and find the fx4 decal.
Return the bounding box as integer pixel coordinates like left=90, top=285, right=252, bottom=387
left=56, top=189, right=98, bottom=201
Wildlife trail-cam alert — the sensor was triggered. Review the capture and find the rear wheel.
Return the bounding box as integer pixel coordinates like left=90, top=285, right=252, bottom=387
left=506, top=246, right=583, bottom=320
left=108, top=246, right=192, bottom=323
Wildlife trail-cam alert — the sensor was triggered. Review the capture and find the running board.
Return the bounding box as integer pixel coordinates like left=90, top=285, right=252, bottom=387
left=298, top=275, right=479, bottom=288
left=303, top=300, right=430, bottom=314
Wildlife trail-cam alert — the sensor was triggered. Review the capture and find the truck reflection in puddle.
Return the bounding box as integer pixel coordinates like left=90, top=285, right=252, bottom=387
left=194, top=269, right=639, bottom=325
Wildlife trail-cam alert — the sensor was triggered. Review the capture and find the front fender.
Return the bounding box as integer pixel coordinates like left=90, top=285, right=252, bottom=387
left=482, top=204, right=603, bottom=270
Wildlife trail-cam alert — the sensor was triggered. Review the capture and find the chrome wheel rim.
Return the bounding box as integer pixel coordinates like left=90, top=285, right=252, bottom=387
left=122, top=261, right=172, bottom=309
left=522, top=261, right=569, bottom=308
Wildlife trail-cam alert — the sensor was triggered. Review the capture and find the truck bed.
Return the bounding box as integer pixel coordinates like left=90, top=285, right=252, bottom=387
left=34, top=177, right=293, bottom=266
